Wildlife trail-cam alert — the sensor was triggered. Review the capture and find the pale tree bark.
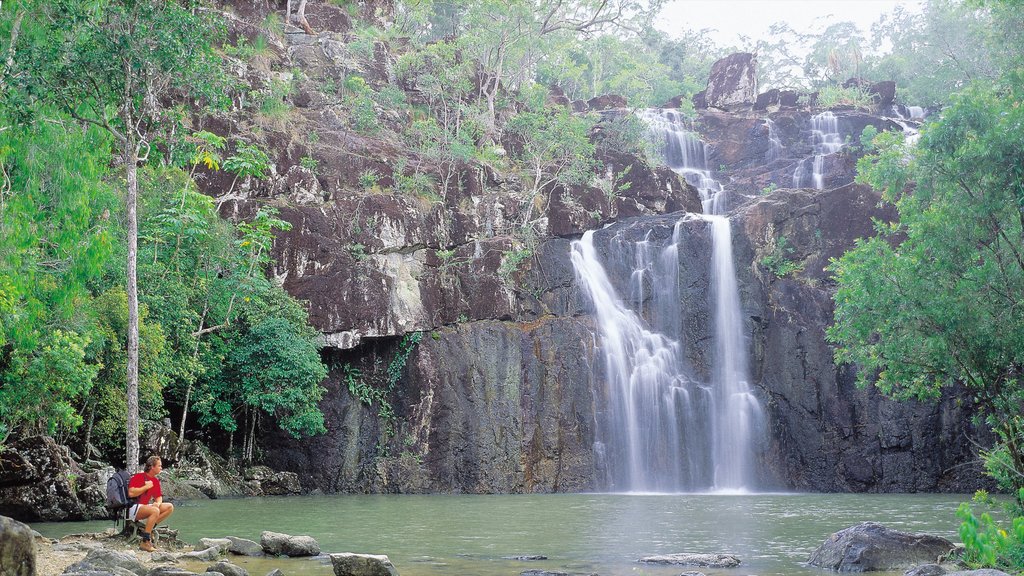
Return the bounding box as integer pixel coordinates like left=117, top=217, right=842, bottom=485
left=125, top=139, right=141, bottom=473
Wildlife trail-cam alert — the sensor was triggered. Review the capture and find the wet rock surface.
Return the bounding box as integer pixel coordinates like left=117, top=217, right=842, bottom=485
left=638, top=553, right=741, bottom=568
left=330, top=553, right=400, bottom=576
left=807, top=522, right=955, bottom=572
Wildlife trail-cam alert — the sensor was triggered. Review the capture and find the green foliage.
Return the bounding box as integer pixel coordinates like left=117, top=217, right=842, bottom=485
left=260, top=76, right=294, bottom=118
left=760, top=235, right=803, bottom=278
left=226, top=316, right=327, bottom=438
left=859, top=125, right=879, bottom=152
left=863, top=1, right=1024, bottom=105
left=830, top=76, right=1024, bottom=496
left=506, top=107, right=598, bottom=225
left=957, top=490, right=1024, bottom=571
left=0, top=110, right=118, bottom=442
left=760, top=182, right=779, bottom=196
left=224, top=143, right=271, bottom=181
left=498, top=248, right=534, bottom=284
left=299, top=155, right=319, bottom=173
left=358, top=170, right=381, bottom=190
left=816, top=85, right=873, bottom=109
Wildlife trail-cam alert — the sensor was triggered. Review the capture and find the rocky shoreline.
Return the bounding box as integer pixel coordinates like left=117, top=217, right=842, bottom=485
left=3, top=513, right=1014, bottom=576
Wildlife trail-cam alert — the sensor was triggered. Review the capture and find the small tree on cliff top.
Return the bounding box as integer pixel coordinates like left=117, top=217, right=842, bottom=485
left=2, top=0, right=226, bottom=471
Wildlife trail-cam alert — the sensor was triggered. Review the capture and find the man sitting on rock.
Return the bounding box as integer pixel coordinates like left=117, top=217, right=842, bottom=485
left=128, top=455, right=174, bottom=551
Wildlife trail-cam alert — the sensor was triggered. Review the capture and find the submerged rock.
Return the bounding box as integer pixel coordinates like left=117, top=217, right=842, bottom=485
left=637, top=553, right=740, bottom=567
left=330, top=553, right=400, bottom=576
left=808, top=522, right=955, bottom=571
left=503, top=555, right=548, bottom=561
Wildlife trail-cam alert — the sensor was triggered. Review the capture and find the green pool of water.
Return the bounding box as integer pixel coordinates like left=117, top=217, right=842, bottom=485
left=32, top=492, right=971, bottom=576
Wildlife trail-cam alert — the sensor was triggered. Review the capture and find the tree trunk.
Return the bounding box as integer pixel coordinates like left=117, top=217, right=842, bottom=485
left=125, top=142, right=141, bottom=473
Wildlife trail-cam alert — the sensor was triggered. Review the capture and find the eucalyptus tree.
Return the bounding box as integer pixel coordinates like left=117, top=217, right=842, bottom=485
left=453, top=0, right=665, bottom=136
left=1, top=0, right=225, bottom=471
left=864, top=0, right=1024, bottom=105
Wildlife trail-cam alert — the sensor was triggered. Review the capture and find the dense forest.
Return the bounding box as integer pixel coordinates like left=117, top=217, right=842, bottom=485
left=1, top=0, right=1023, bottom=570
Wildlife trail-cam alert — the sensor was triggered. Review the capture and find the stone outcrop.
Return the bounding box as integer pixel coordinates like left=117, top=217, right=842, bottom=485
left=0, top=436, right=107, bottom=521
left=260, top=531, right=320, bottom=557
left=330, top=553, right=400, bottom=576
left=0, top=515, right=35, bottom=576
left=735, top=185, right=989, bottom=491
left=807, top=522, right=955, bottom=571
left=704, top=52, right=757, bottom=108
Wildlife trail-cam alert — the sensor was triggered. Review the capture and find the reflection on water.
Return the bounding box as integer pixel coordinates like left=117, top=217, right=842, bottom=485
left=33, top=493, right=968, bottom=576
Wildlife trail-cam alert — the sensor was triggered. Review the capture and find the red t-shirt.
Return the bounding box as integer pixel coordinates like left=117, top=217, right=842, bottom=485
left=128, top=472, right=162, bottom=505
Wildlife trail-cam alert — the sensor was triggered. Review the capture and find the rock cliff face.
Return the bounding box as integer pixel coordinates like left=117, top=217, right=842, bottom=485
left=202, top=5, right=983, bottom=496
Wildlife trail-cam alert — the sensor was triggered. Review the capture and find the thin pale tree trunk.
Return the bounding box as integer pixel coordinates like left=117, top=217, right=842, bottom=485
left=125, top=142, right=141, bottom=473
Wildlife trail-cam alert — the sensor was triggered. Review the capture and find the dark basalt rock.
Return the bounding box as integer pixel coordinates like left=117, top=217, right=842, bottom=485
left=0, top=436, right=107, bottom=521
left=586, top=94, right=627, bottom=110
left=704, top=53, right=757, bottom=108
left=807, top=522, right=955, bottom=572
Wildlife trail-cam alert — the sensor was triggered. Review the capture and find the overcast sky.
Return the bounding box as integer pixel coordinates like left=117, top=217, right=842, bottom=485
left=656, top=0, right=925, bottom=49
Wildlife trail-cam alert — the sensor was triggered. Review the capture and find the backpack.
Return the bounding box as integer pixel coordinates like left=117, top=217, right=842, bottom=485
left=105, top=469, right=134, bottom=511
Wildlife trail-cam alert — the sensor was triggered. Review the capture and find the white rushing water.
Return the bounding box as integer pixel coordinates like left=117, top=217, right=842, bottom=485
left=792, top=111, right=843, bottom=190
left=764, top=118, right=784, bottom=163
left=570, top=109, right=763, bottom=492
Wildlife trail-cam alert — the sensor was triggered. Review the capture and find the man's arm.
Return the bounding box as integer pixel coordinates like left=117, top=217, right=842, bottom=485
left=128, top=480, right=153, bottom=498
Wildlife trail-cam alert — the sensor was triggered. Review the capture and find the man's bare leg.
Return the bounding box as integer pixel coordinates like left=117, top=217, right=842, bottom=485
left=134, top=505, right=159, bottom=551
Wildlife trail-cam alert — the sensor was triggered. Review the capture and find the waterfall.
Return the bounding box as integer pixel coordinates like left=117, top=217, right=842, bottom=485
left=570, top=109, right=763, bottom=492
left=638, top=109, right=724, bottom=214
left=764, top=118, right=784, bottom=163
left=792, top=111, right=843, bottom=190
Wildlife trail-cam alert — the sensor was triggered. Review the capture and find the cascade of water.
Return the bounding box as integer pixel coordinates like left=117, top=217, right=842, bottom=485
left=568, top=109, right=764, bottom=492
left=638, top=109, right=724, bottom=214
left=908, top=106, right=925, bottom=120
left=764, top=118, right=784, bottom=163
left=792, top=111, right=843, bottom=190
left=708, top=215, right=764, bottom=489
left=570, top=224, right=703, bottom=491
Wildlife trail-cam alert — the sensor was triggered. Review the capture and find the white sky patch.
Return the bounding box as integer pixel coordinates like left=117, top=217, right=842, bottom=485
left=656, top=0, right=925, bottom=52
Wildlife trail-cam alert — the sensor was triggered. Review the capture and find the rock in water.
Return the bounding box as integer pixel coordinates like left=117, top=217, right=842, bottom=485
left=225, top=536, right=264, bottom=557
left=0, top=515, right=35, bottom=576
left=807, top=522, right=954, bottom=571
left=206, top=561, right=249, bottom=576
left=260, top=531, right=320, bottom=557
left=330, top=553, right=400, bottom=576
left=637, top=553, right=740, bottom=568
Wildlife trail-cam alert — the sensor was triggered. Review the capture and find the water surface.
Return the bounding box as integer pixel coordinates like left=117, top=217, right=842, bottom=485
left=34, top=492, right=968, bottom=576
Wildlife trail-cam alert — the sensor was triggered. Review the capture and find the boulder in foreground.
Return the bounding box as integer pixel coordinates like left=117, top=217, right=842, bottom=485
left=808, top=522, right=954, bottom=571
left=0, top=515, right=35, bottom=576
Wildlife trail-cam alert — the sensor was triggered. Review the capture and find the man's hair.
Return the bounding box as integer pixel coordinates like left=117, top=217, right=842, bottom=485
left=144, top=455, right=162, bottom=472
